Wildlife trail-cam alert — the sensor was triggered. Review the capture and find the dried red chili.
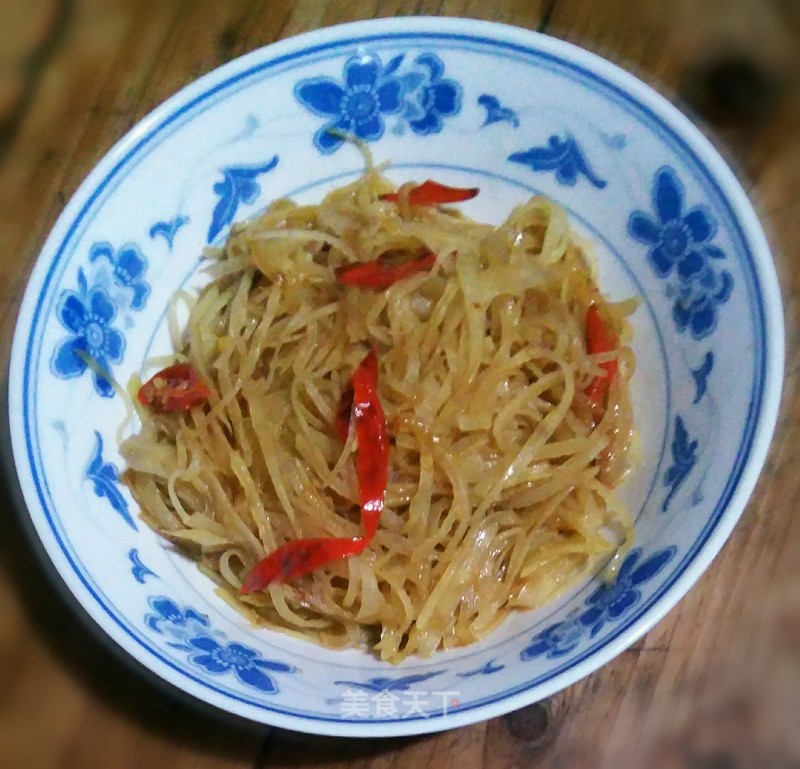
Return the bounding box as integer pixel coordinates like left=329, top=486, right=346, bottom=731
left=584, top=304, right=618, bottom=409
left=238, top=536, right=367, bottom=593
left=336, top=251, right=437, bottom=290
left=379, top=179, right=479, bottom=206
left=350, top=348, right=388, bottom=538
left=239, top=349, right=389, bottom=591
left=137, top=363, right=212, bottom=412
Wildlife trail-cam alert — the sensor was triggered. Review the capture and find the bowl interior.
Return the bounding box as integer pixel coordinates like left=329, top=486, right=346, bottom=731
left=9, top=18, right=780, bottom=736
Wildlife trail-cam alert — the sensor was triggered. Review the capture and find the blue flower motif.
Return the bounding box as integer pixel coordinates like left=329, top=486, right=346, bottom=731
left=89, top=242, right=150, bottom=311
left=579, top=547, right=676, bottom=638
left=85, top=431, right=135, bottom=529
left=672, top=260, right=733, bottom=340
left=295, top=54, right=403, bottom=154
left=457, top=660, right=505, bottom=677
left=149, top=215, right=190, bottom=251
left=520, top=548, right=679, bottom=662
left=187, top=636, right=296, bottom=693
left=508, top=134, right=607, bottom=188
left=145, top=596, right=210, bottom=636
left=334, top=672, right=443, bottom=693
left=207, top=157, right=279, bottom=243
left=128, top=548, right=158, bottom=584
left=402, top=53, right=462, bottom=136
left=690, top=351, right=714, bottom=404
left=662, top=416, right=699, bottom=511
left=628, top=168, right=718, bottom=278
left=628, top=167, right=733, bottom=339
left=144, top=596, right=296, bottom=693
left=520, top=617, right=584, bottom=661
left=599, top=131, right=627, bottom=150
left=477, top=94, right=519, bottom=128
left=51, top=269, right=125, bottom=398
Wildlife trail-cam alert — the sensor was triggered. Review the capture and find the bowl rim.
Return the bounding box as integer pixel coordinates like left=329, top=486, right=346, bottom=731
left=7, top=15, right=785, bottom=737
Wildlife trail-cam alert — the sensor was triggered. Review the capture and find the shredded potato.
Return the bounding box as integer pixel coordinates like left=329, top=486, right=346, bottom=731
left=121, top=170, right=636, bottom=662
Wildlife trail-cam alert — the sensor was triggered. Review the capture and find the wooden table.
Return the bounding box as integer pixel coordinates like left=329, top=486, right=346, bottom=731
left=1, top=1, right=798, bottom=767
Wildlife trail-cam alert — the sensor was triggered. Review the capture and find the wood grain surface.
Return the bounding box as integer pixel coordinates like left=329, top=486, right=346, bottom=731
left=0, top=1, right=798, bottom=767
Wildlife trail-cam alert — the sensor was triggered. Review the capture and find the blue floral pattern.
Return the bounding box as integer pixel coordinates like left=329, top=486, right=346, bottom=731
left=89, top=242, right=150, bottom=310
left=400, top=53, right=461, bottom=136
left=129, top=548, right=158, bottom=584
left=52, top=420, right=68, bottom=450
left=520, top=617, right=585, bottom=661
left=599, top=131, right=627, bottom=150
left=477, top=94, right=519, bottom=128
left=233, top=113, right=260, bottom=142
left=207, top=157, right=279, bottom=243
left=146, top=596, right=211, bottom=637
left=149, top=215, right=189, bottom=251
left=145, top=596, right=296, bottom=694
left=295, top=52, right=461, bottom=153
left=334, top=672, right=443, bottom=693
left=51, top=269, right=125, bottom=398
left=580, top=548, right=676, bottom=637
left=457, top=660, right=505, bottom=677
left=295, top=54, right=403, bottom=153
left=672, top=265, right=733, bottom=340
left=520, top=547, right=677, bottom=661
left=85, top=431, right=135, bottom=529
left=662, top=416, right=699, bottom=512
left=691, top=352, right=714, bottom=404
left=508, top=134, right=607, bottom=188
left=186, top=637, right=295, bottom=693
left=628, top=167, right=733, bottom=339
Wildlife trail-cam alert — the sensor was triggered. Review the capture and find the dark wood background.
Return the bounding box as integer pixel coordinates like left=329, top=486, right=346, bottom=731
left=1, top=1, right=798, bottom=767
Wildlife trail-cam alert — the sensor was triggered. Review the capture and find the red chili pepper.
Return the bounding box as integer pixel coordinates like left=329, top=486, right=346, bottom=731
left=584, top=304, right=618, bottom=408
left=137, top=363, right=212, bottom=411
left=336, top=251, right=437, bottom=290
left=238, top=536, right=367, bottom=592
left=379, top=179, right=479, bottom=206
left=240, top=350, right=389, bottom=592
left=351, top=348, right=389, bottom=538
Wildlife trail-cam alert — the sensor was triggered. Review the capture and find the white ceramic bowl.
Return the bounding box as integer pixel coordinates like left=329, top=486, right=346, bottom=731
left=7, top=17, right=783, bottom=736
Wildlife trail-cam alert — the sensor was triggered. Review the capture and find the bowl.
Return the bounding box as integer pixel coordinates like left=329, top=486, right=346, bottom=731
left=7, top=17, right=783, bottom=736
